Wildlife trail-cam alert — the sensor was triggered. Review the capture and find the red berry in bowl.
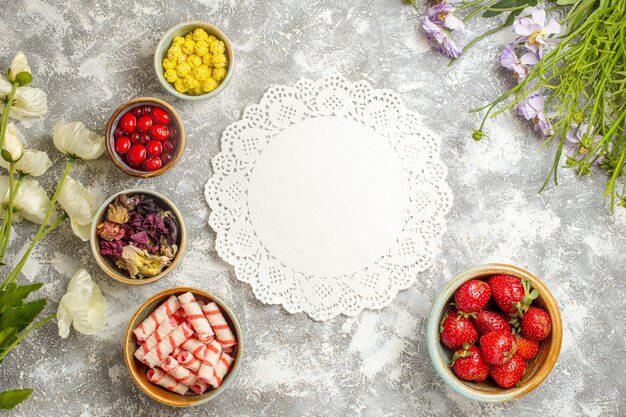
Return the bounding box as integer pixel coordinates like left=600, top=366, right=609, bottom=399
left=472, top=310, right=510, bottom=335
left=146, top=140, right=162, bottom=156
left=169, top=125, right=179, bottom=139
left=450, top=345, right=489, bottom=382
left=514, top=335, right=539, bottom=360
left=114, top=137, right=131, bottom=155
left=487, top=275, right=526, bottom=314
left=149, top=124, right=169, bottom=141
left=162, top=140, right=174, bottom=153
left=440, top=309, right=478, bottom=350
left=151, top=107, right=171, bottom=125
left=521, top=307, right=552, bottom=341
left=140, top=133, right=151, bottom=145
left=162, top=152, right=173, bottom=164
left=119, top=113, right=137, bottom=133
left=490, top=353, right=526, bottom=388
left=113, top=127, right=126, bottom=140
left=455, top=279, right=491, bottom=313
left=130, top=132, right=141, bottom=144
left=131, top=106, right=144, bottom=117
left=144, top=156, right=162, bottom=171
left=142, top=105, right=152, bottom=115
left=137, top=115, right=153, bottom=133
left=479, top=330, right=516, bottom=365
left=126, top=144, right=147, bottom=167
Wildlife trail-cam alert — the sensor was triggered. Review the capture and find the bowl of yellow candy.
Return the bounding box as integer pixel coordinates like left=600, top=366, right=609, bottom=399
left=155, top=21, right=233, bottom=100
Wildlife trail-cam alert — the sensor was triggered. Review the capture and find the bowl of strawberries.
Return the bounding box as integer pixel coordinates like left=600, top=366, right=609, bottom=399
left=427, top=263, right=562, bottom=402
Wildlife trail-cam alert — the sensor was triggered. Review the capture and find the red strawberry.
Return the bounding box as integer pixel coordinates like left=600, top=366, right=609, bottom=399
left=487, top=275, right=537, bottom=315
left=455, top=279, right=491, bottom=313
left=521, top=307, right=552, bottom=341
left=479, top=330, right=516, bottom=365
left=472, top=310, right=511, bottom=335
left=450, top=345, right=489, bottom=382
left=490, top=353, right=526, bottom=388
left=440, top=309, right=479, bottom=350
left=514, top=335, right=539, bottom=360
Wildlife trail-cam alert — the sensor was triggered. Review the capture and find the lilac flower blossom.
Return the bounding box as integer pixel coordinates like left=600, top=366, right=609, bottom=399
left=427, top=2, right=464, bottom=31
left=513, top=8, right=562, bottom=57
left=422, top=16, right=462, bottom=58
left=499, top=45, right=539, bottom=81
left=565, top=123, right=606, bottom=164
left=515, top=94, right=553, bottom=136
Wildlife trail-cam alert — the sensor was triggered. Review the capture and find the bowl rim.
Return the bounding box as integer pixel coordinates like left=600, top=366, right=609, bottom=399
left=89, top=188, right=186, bottom=285
left=123, top=287, right=243, bottom=406
left=105, top=96, right=186, bottom=178
left=426, top=263, right=562, bottom=402
left=153, top=20, right=234, bottom=101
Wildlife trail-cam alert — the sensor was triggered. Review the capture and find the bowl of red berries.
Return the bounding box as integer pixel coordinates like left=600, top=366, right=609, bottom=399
left=427, top=264, right=562, bottom=402
left=106, top=97, right=185, bottom=177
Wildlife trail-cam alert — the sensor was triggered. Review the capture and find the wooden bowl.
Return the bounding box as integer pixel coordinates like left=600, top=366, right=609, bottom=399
left=427, top=263, right=562, bottom=402
left=89, top=188, right=186, bottom=285
left=154, top=21, right=234, bottom=101
left=105, top=97, right=185, bottom=178
left=124, top=287, right=243, bottom=407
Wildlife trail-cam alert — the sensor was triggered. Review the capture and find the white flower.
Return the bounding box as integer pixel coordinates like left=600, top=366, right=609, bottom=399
left=0, top=149, right=52, bottom=176
left=57, top=269, right=107, bottom=338
left=0, top=76, right=48, bottom=120
left=53, top=121, right=105, bottom=160
left=7, top=52, right=32, bottom=86
left=57, top=176, right=96, bottom=241
left=0, top=176, right=56, bottom=224
left=2, top=123, right=24, bottom=162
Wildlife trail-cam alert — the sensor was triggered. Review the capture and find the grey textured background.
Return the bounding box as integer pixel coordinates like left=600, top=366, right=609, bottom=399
left=1, top=0, right=625, bottom=416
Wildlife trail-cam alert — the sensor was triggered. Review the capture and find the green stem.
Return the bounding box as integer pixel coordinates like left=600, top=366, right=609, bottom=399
left=2, top=158, right=74, bottom=287
left=0, top=82, right=18, bottom=152
left=0, top=314, right=55, bottom=362
left=0, top=170, right=24, bottom=261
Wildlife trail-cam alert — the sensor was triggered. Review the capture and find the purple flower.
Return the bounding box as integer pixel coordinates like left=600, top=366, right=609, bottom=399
left=515, top=94, right=553, bottom=136
left=100, top=240, right=125, bottom=257
left=143, top=212, right=167, bottom=237
left=499, top=45, right=539, bottom=82
left=426, top=3, right=464, bottom=31
left=129, top=231, right=150, bottom=245
left=565, top=123, right=605, bottom=164
left=513, top=8, right=561, bottom=57
left=422, top=16, right=462, bottom=58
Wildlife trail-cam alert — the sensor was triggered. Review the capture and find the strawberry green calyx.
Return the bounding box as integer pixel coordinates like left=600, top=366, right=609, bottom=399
left=512, top=279, right=539, bottom=317
left=449, top=343, right=472, bottom=366
left=503, top=340, right=517, bottom=363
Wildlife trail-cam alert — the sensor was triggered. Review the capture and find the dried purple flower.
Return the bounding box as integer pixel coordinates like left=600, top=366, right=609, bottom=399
left=99, top=240, right=125, bottom=257
left=97, top=221, right=126, bottom=241
left=426, top=2, right=464, bottom=31
left=138, top=196, right=160, bottom=213
left=422, top=16, right=462, bottom=59
left=163, top=213, right=179, bottom=245
left=129, top=231, right=150, bottom=245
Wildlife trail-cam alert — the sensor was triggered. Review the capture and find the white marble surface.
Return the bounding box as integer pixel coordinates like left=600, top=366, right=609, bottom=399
left=1, top=1, right=625, bottom=416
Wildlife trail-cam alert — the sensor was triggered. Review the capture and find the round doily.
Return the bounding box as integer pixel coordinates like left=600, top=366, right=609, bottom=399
left=205, top=75, right=453, bottom=320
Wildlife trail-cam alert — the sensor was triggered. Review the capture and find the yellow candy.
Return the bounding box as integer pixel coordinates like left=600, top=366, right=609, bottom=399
left=184, top=75, right=199, bottom=89
left=176, top=62, right=192, bottom=78
left=208, top=35, right=217, bottom=44
left=210, top=40, right=225, bottom=55
left=186, top=54, right=203, bottom=68
left=201, top=78, right=218, bottom=93
left=194, top=40, right=209, bottom=56
left=176, top=54, right=187, bottom=64
left=212, top=53, right=227, bottom=69
left=191, top=86, right=204, bottom=95
left=162, top=58, right=176, bottom=70
left=182, top=39, right=196, bottom=54
left=167, top=45, right=183, bottom=60
left=172, top=36, right=185, bottom=46
left=174, top=79, right=188, bottom=93
left=164, top=68, right=178, bottom=83
left=202, top=53, right=214, bottom=67
left=192, top=66, right=210, bottom=81
left=212, top=68, right=226, bottom=81
left=192, top=28, right=209, bottom=42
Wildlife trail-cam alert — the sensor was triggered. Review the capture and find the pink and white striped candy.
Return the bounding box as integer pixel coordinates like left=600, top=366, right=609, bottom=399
left=190, top=382, right=209, bottom=394
left=178, top=292, right=214, bottom=343
left=197, top=340, right=223, bottom=384
left=202, top=302, right=237, bottom=349
left=146, top=368, right=188, bottom=395
left=144, top=322, right=194, bottom=368
left=180, top=338, right=208, bottom=360
left=207, top=352, right=234, bottom=388
left=133, top=295, right=180, bottom=342
left=134, top=316, right=181, bottom=362
left=161, top=356, right=197, bottom=386
left=177, top=351, right=202, bottom=373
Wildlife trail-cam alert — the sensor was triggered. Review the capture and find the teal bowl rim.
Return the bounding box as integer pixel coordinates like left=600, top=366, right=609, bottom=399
left=124, top=287, right=243, bottom=406
left=154, top=21, right=234, bottom=101
left=426, top=263, right=560, bottom=403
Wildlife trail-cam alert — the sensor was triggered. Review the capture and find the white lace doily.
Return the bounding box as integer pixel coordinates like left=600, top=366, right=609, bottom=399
left=205, top=76, right=453, bottom=320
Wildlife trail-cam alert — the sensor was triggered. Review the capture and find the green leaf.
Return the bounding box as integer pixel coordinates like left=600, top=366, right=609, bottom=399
left=505, top=9, right=524, bottom=26
left=0, top=389, right=32, bottom=410
left=483, top=0, right=524, bottom=17
left=0, top=283, right=44, bottom=308
left=0, top=327, right=16, bottom=349
left=557, top=0, right=576, bottom=4
left=0, top=299, right=46, bottom=333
